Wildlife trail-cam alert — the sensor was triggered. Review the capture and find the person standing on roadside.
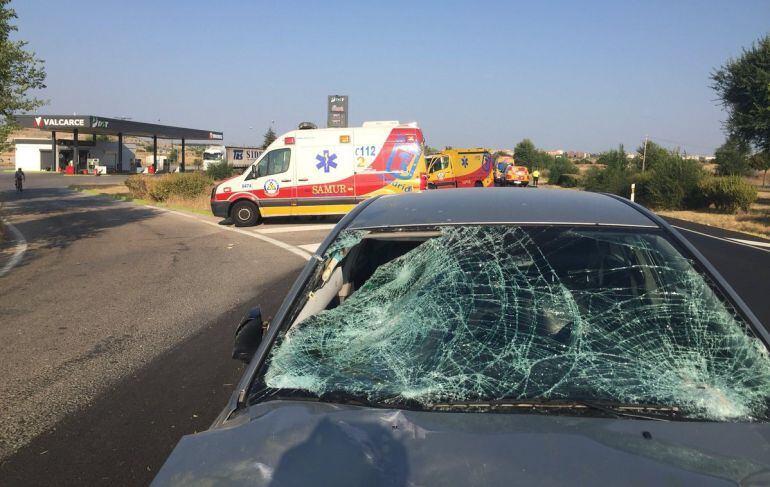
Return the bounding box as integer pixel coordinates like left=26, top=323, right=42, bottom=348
left=532, top=168, right=540, bottom=187
left=14, top=168, right=25, bottom=192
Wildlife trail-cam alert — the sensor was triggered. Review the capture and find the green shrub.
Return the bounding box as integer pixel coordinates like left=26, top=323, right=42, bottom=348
left=126, top=173, right=213, bottom=202
left=206, top=160, right=235, bottom=180
left=629, top=171, right=655, bottom=205
left=548, top=157, right=579, bottom=186
left=641, top=158, right=706, bottom=210
left=698, top=176, right=757, bottom=213
left=585, top=154, right=707, bottom=210
left=557, top=173, right=581, bottom=187
left=582, top=165, right=633, bottom=197
left=124, top=175, right=149, bottom=199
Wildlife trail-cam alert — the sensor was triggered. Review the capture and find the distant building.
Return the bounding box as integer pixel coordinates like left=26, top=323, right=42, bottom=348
left=14, top=138, right=136, bottom=172
left=566, top=151, right=590, bottom=159
left=545, top=149, right=564, bottom=156
left=683, top=154, right=715, bottom=161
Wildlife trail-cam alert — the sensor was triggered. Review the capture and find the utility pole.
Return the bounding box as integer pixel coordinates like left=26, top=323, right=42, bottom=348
left=641, top=135, right=649, bottom=172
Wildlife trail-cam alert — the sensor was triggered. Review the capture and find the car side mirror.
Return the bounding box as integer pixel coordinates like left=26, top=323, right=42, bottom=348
left=233, top=307, right=268, bottom=363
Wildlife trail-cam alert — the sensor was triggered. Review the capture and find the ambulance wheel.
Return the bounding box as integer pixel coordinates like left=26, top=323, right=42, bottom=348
left=231, top=201, right=261, bottom=227
left=427, top=183, right=436, bottom=190
left=474, top=181, right=483, bottom=187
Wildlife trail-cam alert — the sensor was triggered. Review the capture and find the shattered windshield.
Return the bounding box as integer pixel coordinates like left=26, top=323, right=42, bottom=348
left=261, top=226, right=770, bottom=421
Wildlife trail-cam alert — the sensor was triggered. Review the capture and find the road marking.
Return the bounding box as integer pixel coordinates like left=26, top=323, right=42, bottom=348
left=298, top=243, right=322, bottom=253
left=65, top=190, right=316, bottom=260
left=157, top=209, right=313, bottom=260
left=672, top=225, right=770, bottom=254
left=0, top=216, right=28, bottom=278
left=256, top=224, right=336, bottom=234
left=727, top=238, right=770, bottom=249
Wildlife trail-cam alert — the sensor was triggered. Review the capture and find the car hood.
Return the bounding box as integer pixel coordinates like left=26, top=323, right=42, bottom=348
left=152, top=400, right=770, bottom=486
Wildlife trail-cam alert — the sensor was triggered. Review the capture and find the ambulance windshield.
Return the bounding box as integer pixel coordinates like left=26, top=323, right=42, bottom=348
left=260, top=226, right=770, bottom=421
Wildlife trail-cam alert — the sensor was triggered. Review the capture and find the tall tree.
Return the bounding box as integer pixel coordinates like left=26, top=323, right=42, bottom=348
left=513, top=138, right=537, bottom=168
left=262, top=127, right=277, bottom=149
left=714, top=137, right=751, bottom=176
left=597, top=144, right=628, bottom=171
left=711, top=35, right=770, bottom=152
left=750, top=151, right=770, bottom=187
left=0, top=1, right=46, bottom=151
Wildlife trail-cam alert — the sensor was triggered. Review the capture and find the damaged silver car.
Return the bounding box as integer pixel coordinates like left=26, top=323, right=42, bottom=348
left=154, top=189, right=770, bottom=486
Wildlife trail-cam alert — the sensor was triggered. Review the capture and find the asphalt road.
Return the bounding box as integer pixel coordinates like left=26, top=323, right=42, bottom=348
left=0, top=173, right=334, bottom=486
left=662, top=217, right=770, bottom=327
left=0, top=174, right=768, bottom=486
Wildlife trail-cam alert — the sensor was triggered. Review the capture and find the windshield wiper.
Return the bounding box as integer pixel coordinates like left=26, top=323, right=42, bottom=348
left=429, top=399, right=678, bottom=421
left=316, top=390, right=425, bottom=410
left=571, top=400, right=676, bottom=421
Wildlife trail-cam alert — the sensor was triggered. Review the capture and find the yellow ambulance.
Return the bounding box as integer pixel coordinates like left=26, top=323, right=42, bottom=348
left=425, top=148, right=494, bottom=189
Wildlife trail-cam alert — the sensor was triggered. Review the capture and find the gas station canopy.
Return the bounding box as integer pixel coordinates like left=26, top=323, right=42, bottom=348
left=13, top=114, right=223, bottom=173
left=14, top=114, right=222, bottom=140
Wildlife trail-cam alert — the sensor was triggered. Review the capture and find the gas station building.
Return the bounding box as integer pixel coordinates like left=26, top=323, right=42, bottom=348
left=13, top=115, right=223, bottom=173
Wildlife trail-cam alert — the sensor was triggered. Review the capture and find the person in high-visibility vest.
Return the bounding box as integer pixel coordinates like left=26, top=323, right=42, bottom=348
left=532, top=169, right=540, bottom=187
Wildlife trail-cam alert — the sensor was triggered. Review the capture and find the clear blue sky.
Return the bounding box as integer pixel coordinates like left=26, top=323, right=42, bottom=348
left=13, top=0, right=770, bottom=154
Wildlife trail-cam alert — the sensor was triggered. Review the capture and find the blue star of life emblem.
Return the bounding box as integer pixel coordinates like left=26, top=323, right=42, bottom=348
left=315, top=150, right=338, bottom=173
left=461, top=156, right=469, bottom=168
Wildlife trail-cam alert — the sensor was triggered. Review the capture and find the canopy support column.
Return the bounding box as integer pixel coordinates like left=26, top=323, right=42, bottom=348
left=51, top=131, right=57, bottom=172
left=153, top=135, right=158, bottom=172
left=181, top=138, right=185, bottom=172
left=118, top=133, right=123, bottom=173
left=73, top=129, right=79, bottom=173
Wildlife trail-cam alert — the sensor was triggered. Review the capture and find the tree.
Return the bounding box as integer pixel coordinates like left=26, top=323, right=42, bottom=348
left=0, top=1, right=46, bottom=151
left=597, top=145, right=628, bottom=171
left=262, top=127, right=277, bottom=149
left=711, top=35, right=770, bottom=152
left=513, top=139, right=537, bottom=168
left=167, top=147, right=178, bottom=164
left=635, top=141, right=668, bottom=171
left=750, top=151, right=770, bottom=187
left=714, top=137, right=751, bottom=176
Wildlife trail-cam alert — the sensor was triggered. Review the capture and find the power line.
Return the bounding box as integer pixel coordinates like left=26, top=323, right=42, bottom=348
left=646, top=135, right=716, bottom=153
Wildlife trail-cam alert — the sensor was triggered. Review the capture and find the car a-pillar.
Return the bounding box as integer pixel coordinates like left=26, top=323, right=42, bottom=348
left=231, top=199, right=261, bottom=227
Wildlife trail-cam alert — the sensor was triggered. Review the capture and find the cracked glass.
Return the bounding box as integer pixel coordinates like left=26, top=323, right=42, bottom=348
left=263, top=226, right=770, bottom=421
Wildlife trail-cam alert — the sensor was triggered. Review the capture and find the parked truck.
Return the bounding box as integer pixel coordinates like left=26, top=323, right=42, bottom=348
left=202, top=145, right=264, bottom=171
left=226, top=146, right=264, bottom=170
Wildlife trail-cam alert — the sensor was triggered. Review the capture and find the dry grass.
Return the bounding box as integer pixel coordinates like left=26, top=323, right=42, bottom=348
left=70, top=183, right=131, bottom=196
left=164, top=193, right=212, bottom=212
left=657, top=188, right=770, bottom=239
left=70, top=183, right=212, bottom=216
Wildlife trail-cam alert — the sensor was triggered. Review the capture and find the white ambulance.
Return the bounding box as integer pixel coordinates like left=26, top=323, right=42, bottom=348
left=210, top=121, right=428, bottom=226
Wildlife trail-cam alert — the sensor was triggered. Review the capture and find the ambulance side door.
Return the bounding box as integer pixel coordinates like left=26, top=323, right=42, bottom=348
left=459, top=153, right=482, bottom=187
left=295, top=136, right=355, bottom=212
left=244, top=147, right=296, bottom=216
left=434, top=156, right=455, bottom=188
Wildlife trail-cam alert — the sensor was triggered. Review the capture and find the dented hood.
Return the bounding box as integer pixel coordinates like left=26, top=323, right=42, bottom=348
left=152, top=401, right=770, bottom=486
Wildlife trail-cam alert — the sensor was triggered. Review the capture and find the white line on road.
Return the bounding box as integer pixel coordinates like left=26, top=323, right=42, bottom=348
left=298, top=243, right=322, bottom=253
left=672, top=225, right=770, bottom=254
left=65, top=190, right=316, bottom=261
left=158, top=209, right=314, bottom=260
left=0, top=216, right=28, bottom=278
left=727, top=237, right=770, bottom=249
left=256, top=224, right=336, bottom=234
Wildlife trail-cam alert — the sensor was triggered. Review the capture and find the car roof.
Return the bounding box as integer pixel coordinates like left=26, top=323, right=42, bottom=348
left=348, top=188, right=658, bottom=229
